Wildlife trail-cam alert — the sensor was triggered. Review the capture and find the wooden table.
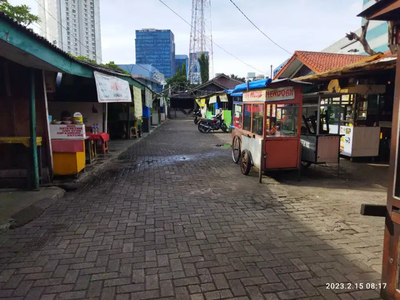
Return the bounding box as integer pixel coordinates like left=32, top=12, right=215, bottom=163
left=86, top=133, right=109, bottom=155
left=0, top=137, right=43, bottom=186
left=84, top=138, right=97, bottom=164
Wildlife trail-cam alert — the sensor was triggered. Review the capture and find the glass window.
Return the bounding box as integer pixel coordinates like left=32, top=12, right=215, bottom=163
left=266, top=104, right=299, bottom=137
left=233, top=104, right=242, bottom=129
left=243, top=105, right=251, bottom=131
left=252, top=104, right=264, bottom=136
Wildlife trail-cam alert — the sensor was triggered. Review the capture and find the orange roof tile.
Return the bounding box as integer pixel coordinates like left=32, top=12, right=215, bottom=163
left=274, top=51, right=368, bottom=80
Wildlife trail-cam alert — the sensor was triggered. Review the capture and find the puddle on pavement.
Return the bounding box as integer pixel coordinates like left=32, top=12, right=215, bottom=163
left=116, top=151, right=228, bottom=170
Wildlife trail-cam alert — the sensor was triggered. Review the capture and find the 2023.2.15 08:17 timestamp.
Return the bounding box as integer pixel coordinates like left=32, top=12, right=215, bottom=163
left=326, top=283, right=387, bottom=290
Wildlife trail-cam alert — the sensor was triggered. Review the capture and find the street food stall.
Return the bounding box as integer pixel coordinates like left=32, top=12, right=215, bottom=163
left=337, top=93, right=381, bottom=161
left=231, top=79, right=309, bottom=181
left=301, top=93, right=343, bottom=170
left=356, top=2, right=400, bottom=299
left=206, top=92, right=232, bottom=127
left=47, top=71, right=133, bottom=176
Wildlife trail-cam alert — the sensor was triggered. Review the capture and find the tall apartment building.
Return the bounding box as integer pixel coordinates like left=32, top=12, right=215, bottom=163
left=323, top=0, right=389, bottom=54
left=135, top=29, right=175, bottom=78
left=38, top=0, right=102, bottom=63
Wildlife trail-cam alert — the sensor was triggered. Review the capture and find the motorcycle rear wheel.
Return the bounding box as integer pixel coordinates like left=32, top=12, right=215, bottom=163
left=221, top=124, right=228, bottom=133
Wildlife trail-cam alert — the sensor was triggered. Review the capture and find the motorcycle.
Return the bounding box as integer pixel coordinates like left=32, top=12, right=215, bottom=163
left=198, top=112, right=228, bottom=133
left=193, top=110, right=202, bottom=125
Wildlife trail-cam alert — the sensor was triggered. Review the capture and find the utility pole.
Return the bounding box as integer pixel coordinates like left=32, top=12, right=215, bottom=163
left=270, top=65, right=273, bottom=79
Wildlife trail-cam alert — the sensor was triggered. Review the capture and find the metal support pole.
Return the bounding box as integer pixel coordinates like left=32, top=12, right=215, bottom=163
left=104, top=103, right=108, bottom=133
left=316, top=95, right=321, bottom=135
left=29, top=69, right=39, bottom=190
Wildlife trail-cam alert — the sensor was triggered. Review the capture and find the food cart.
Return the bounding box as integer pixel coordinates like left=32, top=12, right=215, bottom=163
left=338, top=93, right=381, bottom=161
left=300, top=92, right=343, bottom=171
left=231, top=79, right=309, bottom=181
left=50, top=124, right=86, bottom=177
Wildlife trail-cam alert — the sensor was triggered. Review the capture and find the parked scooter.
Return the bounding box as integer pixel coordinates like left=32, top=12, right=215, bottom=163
left=193, top=109, right=202, bottom=125
left=198, top=111, right=228, bottom=133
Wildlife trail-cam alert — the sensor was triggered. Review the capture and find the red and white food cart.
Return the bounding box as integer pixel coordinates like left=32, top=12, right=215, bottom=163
left=231, top=79, right=310, bottom=181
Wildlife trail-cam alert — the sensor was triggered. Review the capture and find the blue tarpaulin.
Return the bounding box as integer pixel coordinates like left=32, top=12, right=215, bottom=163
left=232, top=78, right=272, bottom=93
left=232, top=78, right=311, bottom=94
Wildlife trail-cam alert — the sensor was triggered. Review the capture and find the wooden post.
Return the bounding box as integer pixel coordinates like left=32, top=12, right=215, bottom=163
left=127, top=103, right=131, bottom=139
left=42, top=71, right=53, bottom=179
left=29, top=69, right=39, bottom=190
left=259, top=139, right=263, bottom=184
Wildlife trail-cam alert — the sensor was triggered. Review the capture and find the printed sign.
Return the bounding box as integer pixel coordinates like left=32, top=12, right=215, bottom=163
left=340, top=125, right=353, bottom=156
left=133, top=86, right=143, bottom=119
left=265, top=87, right=295, bottom=101
left=243, top=90, right=265, bottom=101
left=220, top=94, right=229, bottom=102
left=145, top=89, right=153, bottom=107
left=50, top=125, right=86, bottom=140
left=94, top=71, right=132, bottom=103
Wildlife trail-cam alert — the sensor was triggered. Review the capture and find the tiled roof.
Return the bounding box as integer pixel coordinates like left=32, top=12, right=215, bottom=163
left=295, top=53, right=397, bottom=82
left=274, top=51, right=368, bottom=79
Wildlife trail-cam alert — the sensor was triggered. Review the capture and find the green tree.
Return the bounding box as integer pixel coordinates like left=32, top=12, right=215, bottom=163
left=166, top=70, right=190, bottom=95
left=181, top=63, right=186, bottom=77
left=230, top=74, right=246, bottom=82
left=198, top=53, right=209, bottom=84
left=0, top=0, right=39, bottom=26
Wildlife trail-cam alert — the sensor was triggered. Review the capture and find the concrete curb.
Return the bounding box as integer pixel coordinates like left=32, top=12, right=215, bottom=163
left=76, top=120, right=168, bottom=184
left=3, top=187, right=65, bottom=231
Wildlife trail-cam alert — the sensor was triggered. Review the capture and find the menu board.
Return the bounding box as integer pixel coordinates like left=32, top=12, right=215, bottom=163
left=50, top=124, right=86, bottom=140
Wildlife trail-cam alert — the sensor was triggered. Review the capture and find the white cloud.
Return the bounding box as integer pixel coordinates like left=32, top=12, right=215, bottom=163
left=9, top=0, right=363, bottom=77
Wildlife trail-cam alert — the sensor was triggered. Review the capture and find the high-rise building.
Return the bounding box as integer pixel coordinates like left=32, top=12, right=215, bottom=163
left=135, top=29, right=175, bottom=78
left=189, top=51, right=209, bottom=84
left=38, top=0, right=102, bottom=63
left=175, top=55, right=188, bottom=78
left=323, top=0, right=389, bottom=54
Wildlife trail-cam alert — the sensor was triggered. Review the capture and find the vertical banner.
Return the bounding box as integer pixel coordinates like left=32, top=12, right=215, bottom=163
left=145, top=89, right=153, bottom=107
left=133, top=86, right=143, bottom=119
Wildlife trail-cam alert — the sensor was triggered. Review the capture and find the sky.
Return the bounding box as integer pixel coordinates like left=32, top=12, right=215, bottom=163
left=10, top=0, right=363, bottom=78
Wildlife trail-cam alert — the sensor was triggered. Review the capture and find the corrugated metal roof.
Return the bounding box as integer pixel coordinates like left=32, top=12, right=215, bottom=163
left=0, top=12, right=146, bottom=86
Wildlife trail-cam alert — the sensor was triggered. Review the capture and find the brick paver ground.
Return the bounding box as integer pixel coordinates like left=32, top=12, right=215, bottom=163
left=0, top=119, right=384, bottom=300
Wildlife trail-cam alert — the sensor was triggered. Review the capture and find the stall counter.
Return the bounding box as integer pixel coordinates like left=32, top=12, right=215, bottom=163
left=339, top=126, right=380, bottom=158
left=50, top=124, right=86, bottom=176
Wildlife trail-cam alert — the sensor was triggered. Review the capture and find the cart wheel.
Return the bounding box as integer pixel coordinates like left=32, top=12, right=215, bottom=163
left=301, top=161, right=311, bottom=168
left=232, top=136, right=241, bottom=164
left=240, top=150, right=252, bottom=175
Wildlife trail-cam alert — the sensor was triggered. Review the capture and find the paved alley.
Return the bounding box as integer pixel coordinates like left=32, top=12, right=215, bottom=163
left=0, top=119, right=385, bottom=300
